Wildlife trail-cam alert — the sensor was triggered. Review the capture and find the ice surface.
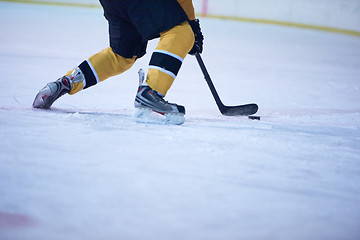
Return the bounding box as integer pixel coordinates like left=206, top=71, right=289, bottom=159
left=0, top=2, right=360, bottom=240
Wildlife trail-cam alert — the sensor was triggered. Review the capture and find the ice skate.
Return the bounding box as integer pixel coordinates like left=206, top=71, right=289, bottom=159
left=134, top=69, right=185, bottom=125
left=32, top=76, right=71, bottom=109
left=33, top=67, right=84, bottom=109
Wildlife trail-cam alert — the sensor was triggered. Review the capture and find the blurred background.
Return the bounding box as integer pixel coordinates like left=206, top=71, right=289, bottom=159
left=9, top=0, right=360, bottom=35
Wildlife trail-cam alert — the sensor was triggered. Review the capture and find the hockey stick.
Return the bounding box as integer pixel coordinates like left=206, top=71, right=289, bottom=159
left=195, top=52, right=258, bottom=116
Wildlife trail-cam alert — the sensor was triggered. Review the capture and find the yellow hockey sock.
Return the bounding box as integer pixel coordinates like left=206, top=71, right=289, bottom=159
left=68, top=47, right=136, bottom=95
left=146, top=21, right=194, bottom=96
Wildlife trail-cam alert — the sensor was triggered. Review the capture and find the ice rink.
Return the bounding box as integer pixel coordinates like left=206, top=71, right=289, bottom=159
left=1, top=2, right=360, bottom=240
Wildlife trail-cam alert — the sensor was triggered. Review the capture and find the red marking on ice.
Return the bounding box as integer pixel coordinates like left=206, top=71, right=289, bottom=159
left=202, top=0, right=208, bottom=16
left=0, top=211, right=36, bottom=229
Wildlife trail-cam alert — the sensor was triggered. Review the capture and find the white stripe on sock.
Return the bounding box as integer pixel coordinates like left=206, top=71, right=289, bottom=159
left=86, top=59, right=100, bottom=84
left=148, top=65, right=177, bottom=79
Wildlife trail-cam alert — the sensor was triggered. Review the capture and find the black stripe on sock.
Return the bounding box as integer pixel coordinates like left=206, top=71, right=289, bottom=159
left=78, top=60, right=97, bottom=89
left=149, top=52, right=182, bottom=77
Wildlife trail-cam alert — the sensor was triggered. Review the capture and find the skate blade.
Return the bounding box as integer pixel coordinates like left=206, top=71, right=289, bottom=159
left=134, top=108, right=185, bottom=125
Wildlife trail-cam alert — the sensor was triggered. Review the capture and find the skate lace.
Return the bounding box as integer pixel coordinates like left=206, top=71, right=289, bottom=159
left=153, top=90, right=169, bottom=104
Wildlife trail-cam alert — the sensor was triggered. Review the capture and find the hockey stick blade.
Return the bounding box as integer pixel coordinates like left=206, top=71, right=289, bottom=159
left=195, top=52, right=258, bottom=116
left=220, top=103, right=258, bottom=116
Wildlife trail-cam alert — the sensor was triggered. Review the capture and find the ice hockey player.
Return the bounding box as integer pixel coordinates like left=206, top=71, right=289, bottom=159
left=32, top=0, right=203, bottom=124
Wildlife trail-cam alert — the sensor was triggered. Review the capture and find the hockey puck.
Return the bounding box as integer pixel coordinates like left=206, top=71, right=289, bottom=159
left=248, top=116, right=260, bottom=120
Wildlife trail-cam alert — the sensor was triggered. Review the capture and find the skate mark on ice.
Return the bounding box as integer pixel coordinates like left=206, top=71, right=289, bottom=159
left=0, top=211, right=37, bottom=229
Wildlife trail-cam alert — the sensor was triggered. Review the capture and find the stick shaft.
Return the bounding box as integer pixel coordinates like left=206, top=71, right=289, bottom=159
left=195, top=52, right=225, bottom=110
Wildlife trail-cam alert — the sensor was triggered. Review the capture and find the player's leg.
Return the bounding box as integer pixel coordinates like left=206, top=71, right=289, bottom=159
left=131, top=0, right=195, bottom=122
left=32, top=48, right=136, bottom=109
left=134, top=22, right=194, bottom=116
left=68, top=47, right=136, bottom=95
left=146, top=21, right=194, bottom=96
left=33, top=0, right=146, bottom=109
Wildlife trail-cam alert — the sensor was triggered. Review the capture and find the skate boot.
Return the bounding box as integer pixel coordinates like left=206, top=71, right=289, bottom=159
left=32, top=67, right=83, bottom=109
left=134, top=69, right=185, bottom=125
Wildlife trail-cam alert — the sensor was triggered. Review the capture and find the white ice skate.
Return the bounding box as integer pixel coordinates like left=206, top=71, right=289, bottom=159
left=134, top=69, right=185, bottom=125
